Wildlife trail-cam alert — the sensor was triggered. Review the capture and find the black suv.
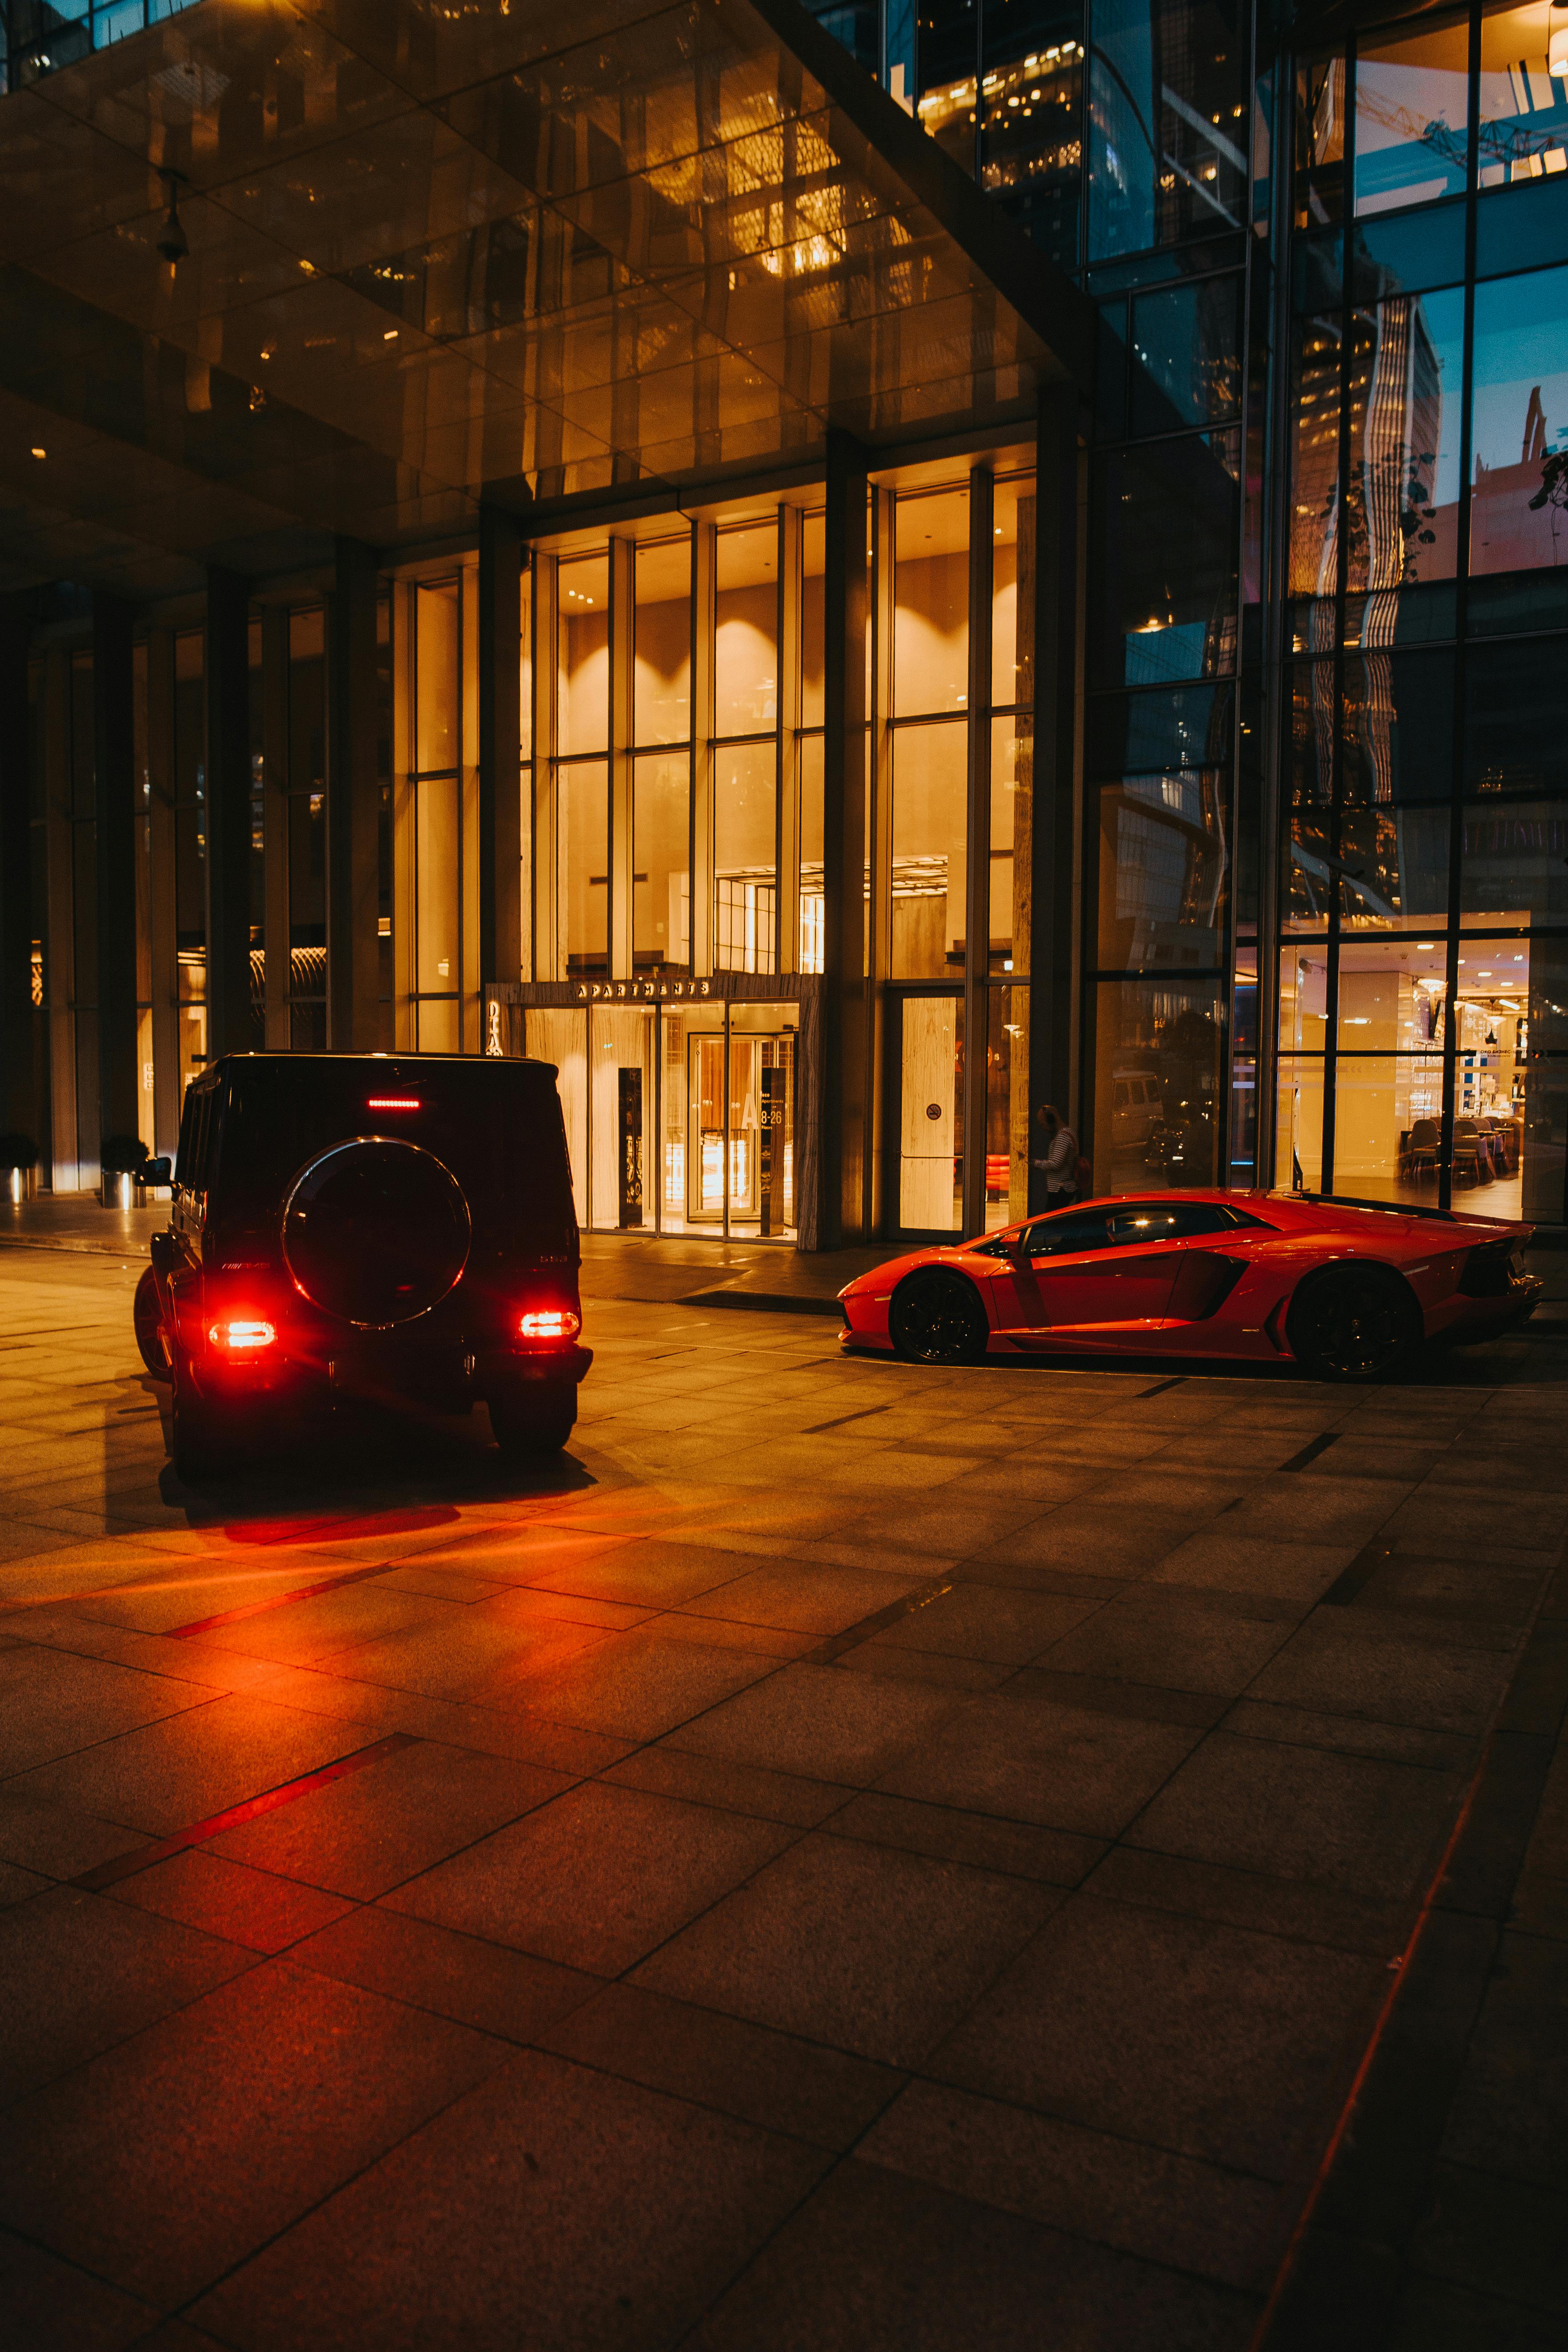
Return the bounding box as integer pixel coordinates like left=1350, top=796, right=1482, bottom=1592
left=134, top=1053, right=590, bottom=1482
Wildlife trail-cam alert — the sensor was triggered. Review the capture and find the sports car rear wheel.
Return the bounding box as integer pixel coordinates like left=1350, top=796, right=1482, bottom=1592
left=889, top=1271, right=989, bottom=1365
left=1287, top=1268, right=1421, bottom=1382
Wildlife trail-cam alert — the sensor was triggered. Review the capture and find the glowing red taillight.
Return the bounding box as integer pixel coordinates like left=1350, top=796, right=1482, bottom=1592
left=367, top=1097, right=419, bottom=1112
left=517, top=1309, right=580, bottom=1342
left=207, top=1319, right=277, bottom=1353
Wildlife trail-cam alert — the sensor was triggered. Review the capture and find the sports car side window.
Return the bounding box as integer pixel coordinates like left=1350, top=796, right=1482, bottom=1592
left=1106, top=1204, right=1235, bottom=1248
left=1023, top=1212, right=1112, bottom=1257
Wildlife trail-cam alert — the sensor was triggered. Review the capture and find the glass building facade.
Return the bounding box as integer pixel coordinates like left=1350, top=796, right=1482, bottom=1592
left=3, top=0, right=1567, bottom=1237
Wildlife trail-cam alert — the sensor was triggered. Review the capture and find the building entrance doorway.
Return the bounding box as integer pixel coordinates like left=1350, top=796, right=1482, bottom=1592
left=673, top=1013, right=796, bottom=1238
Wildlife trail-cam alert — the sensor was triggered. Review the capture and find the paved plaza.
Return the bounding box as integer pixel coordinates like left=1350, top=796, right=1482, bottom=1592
left=0, top=1216, right=1564, bottom=2349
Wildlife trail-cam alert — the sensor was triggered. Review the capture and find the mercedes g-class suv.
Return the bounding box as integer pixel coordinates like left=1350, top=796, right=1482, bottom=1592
left=134, top=1053, right=590, bottom=1483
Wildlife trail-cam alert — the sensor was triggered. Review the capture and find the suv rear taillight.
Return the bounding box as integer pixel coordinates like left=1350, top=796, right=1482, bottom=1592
left=517, top=1309, right=580, bottom=1342
left=1458, top=1239, right=1523, bottom=1297
left=208, top=1318, right=277, bottom=1352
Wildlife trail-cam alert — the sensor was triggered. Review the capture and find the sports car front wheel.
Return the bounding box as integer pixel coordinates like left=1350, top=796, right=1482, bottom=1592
left=889, top=1271, right=989, bottom=1365
left=1286, top=1269, right=1422, bottom=1382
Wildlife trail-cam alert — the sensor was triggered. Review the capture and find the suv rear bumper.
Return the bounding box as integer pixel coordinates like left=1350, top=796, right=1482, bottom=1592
left=191, top=1339, right=592, bottom=1409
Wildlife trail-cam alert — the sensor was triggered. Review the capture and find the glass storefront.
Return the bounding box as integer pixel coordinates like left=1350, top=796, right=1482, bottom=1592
left=521, top=989, right=804, bottom=1242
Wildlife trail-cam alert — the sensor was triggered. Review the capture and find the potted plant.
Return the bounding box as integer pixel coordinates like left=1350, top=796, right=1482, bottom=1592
left=0, top=1132, right=39, bottom=1206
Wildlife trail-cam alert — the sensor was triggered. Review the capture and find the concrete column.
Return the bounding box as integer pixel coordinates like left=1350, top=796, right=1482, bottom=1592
left=820, top=430, right=869, bottom=1248
left=204, top=566, right=252, bottom=1060
left=260, top=606, right=289, bottom=1048
left=1028, top=385, right=1084, bottom=1212
left=144, top=629, right=180, bottom=1150
left=327, top=537, right=381, bottom=1050
left=92, top=593, right=138, bottom=1149
left=0, top=607, right=34, bottom=1138
left=478, top=507, right=523, bottom=992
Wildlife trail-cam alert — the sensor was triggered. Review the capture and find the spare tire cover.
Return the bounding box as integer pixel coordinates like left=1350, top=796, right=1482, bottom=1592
left=282, top=1138, right=471, bottom=1327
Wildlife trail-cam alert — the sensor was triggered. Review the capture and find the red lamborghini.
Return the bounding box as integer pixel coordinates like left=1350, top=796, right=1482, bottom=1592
left=838, top=1192, right=1542, bottom=1380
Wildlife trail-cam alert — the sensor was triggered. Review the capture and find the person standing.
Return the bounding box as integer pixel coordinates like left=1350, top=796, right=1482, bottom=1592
left=1033, top=1102, right=1078, bottom=1206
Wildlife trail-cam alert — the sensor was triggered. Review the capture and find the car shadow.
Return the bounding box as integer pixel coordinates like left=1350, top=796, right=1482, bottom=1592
left=150, top=1384, right=599, bottom=1525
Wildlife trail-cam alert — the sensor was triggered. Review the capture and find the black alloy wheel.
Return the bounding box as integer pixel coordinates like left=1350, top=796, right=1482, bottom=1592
left=133, top=1267, right=167, bottom=1376
left=489, top=1380, right=576, bottom=1460
left=1286, top=1268, right=1422, bottom=1382
left=888, top=1270, right=990, bottom=1365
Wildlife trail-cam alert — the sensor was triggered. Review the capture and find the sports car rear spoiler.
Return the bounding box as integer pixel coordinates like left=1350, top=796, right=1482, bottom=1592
left=1287, top=1192, right=1456, bottom=1221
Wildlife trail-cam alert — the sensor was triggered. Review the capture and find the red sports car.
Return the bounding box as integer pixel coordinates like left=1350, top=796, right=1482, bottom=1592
left=838, top=1192, right=1542, bottom=1380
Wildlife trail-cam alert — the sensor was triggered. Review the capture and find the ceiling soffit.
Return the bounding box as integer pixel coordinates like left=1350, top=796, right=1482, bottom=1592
left=0, top=0, right=1089, bottom=595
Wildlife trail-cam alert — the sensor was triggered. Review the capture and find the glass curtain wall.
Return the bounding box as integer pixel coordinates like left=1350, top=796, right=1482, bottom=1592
left=1281, top=1, right=1568, bottom=1220
left=1081, top=0, right=1249, bottom=1196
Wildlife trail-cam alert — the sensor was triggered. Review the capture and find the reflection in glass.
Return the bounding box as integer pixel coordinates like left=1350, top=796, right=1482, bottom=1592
left=979, top=31, right=1082, bottom=271
left=1464, top=640, right=1568, bottom=795
left=1354, top=20, right=1469, bottom=218
left=1345, top=285, right=1464, bottom=600
left=729, top=1001, right=798, bottom=1239
left=1095, top=770, right=1228, bottom=970
left=1462, top=799, right=1568, bottom=922
left=990, top=717, right=1032, bottom=973
left=1469, top=265, right=1568, bottom=573
left=1341, top=649, right=1456, bottom=804
left=1094, top=980, right=1225, bottom=1190
left=892, top=719, right=967, bottom=977
left=634, top=538, right=690, bottom=745
left=714, top=526, right=777, bottom=736
left=1333, top=1053, right=1447, bottom=1197
left=985, top=986, right=1030, bottom=1231
left=991, top=474, right=1035, bottom=709
left=558, top=552, right=608, bottom=755
left=415, top=581, right=459, bottom=774
left=559, top=761, right=607, bottom=977
left=1090, top=434, right=1240, bottom=687
left=1288, top=313, right=1346, bottom=602
left=1087, top=0, right=1248, bottom=259
left=1477, top=6, right=1568, bottom=191
left=895, top=486, right=969, bottom=715
left=634, top=753, right=689, bottom=973
left=1130, top=275, right=1243, bottom=432
left=1294, top=52, right=1346, bottom=229
left=713, top=741, right=775, bottom=973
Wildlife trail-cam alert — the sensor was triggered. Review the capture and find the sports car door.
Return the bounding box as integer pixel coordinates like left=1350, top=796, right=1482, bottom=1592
left=1000, top=1205, right=1185, bottom=1338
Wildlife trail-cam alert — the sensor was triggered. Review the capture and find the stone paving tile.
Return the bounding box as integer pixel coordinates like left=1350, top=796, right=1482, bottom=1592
left=0, top=1886, right=255, bottom=2106
left=659, top=1659, right=962, bottom=1785
left=1437, top=1928, right=1568, bottom=2195
left=634, top=1831, right=1057, bottom=2068
left=0, top=2224, right=166, bottom=2352
left=0, top=1643, right=207, bottom=1778
left=687, top=2159, right=1257, bottom=2352
left=599, top=1743, right=848, bottom=1827
left=291, top=1905, right=602, bottom=2044
left=1246, top=1614, right=1516, bottom=1734
left=503, top=1627, right=779, bottom=1741
left=383, top=1778, right=797, bottom=1974
left=1034, top=1589, right=1295, bottom=1698
left=0, top=1962, right=508, bottom=2312
left=5, top=1690, right=380, bottom=1838
left=540, top=1981, right=905, bottom=2149
left=205, top=1737, right=573, bottom=1898
left=875, top=1685, right=1206, bottom=1836
left=107, top=1851, right=355, bottom=1953
left=930, top=1893, right=1376, bottom=2181
left=861, top=2077, right=1285, bottom=2291
left=191, top=2050, right=832, bottom=2352
left=1127, top=1729, right=1462, bottom=1899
